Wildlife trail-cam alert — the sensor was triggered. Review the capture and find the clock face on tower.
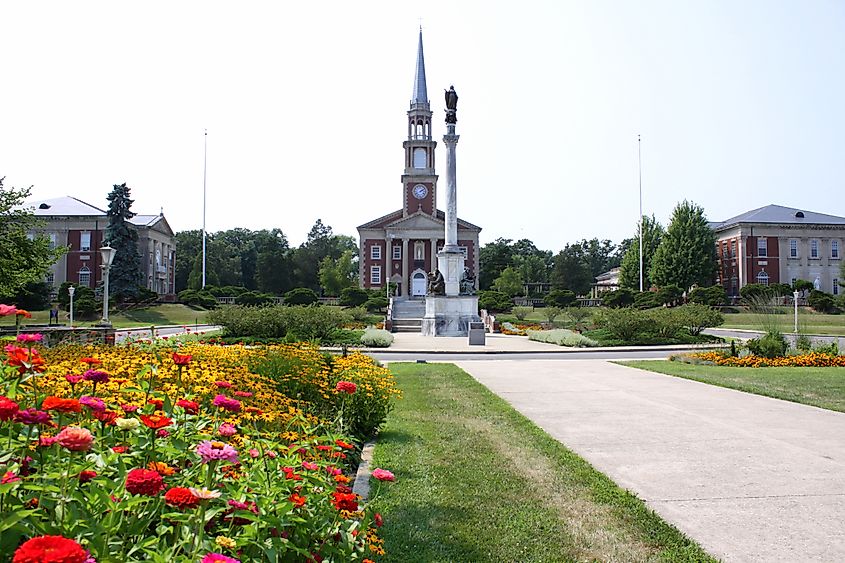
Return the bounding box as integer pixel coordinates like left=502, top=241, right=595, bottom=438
left=412, top=184, right=428, bottom=200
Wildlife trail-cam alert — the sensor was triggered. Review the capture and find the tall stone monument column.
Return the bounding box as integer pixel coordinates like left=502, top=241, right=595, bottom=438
left=422, top=85, right=480, bottom=337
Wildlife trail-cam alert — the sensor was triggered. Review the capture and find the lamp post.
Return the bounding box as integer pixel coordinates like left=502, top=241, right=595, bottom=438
left=99, top=244, right=117, bottom=326
left=387, top=234, right=394, bottom=301
left=793, top=290, right=800, bottom=333
left=68, top=285, right=75, bottom=327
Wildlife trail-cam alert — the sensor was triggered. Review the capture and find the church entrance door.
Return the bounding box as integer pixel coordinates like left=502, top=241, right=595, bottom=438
left=411, top=271, right=427, bottom=296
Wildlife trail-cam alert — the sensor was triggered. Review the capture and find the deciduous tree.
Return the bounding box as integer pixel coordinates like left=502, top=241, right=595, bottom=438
left=650, top=201, right=717, bottom=290
left=619, top=215, right=664, bottom=290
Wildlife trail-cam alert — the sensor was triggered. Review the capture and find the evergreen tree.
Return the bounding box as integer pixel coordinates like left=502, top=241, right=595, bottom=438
left=550, top=243, right=592, bottom=295
left=0, top=178, right=64, bottom=296
left=650, top=201, right=717, bottom=290
left=104, top=183, right=142, bottom=301
left=619, top=215, right=664, bottom=290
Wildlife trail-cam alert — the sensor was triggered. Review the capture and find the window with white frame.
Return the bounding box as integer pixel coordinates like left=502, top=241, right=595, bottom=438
left=789, top=239, right=798, bottom=258
left=832, top=240, right=840, bottom=259
left=756, top=270, right=769, bottom=286
left=48, top=233, right=57, bottom=249
left=370, top=265, right=381, bottom=285
left=80, top=232, right=91, bottom=251
left=791, top=277, right=797, bottom=287
left=78, top=267, right=91, bottom=287
left=834, top=279, right=840, bottom=296
left=392, top=245, right=401, bottom=260
left=757, top=238, right=767, bottom=257
left=45, top=272, right=54, bottom=286
left=370, top=244, right=381, bottom=260
left=810, top=239, right=819, bottom=258
left=731, top=240, right=736, bottom=258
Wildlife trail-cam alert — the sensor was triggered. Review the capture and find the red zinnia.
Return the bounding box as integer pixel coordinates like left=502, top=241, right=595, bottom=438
left=78, top=470, right=97, bottom=483
left=335, top=439, right=354, bottom=450
left=125, top=468, right=164, bottom=496
left=92, top=410, right=119, bottom=424
left=79, top=357, right=101, bottom=366
left=12, top=534, right=87, bottom=563
left=164, top=487, right=200, bottom=510
left=112, top=445, right=128, bottom=454
left=176, top=399, right=199, bottom=415
left=331, top=490, right=358, bottom=512
left=171, top=353, right=192, bottom=366
left=0, top=396, right=20, bottom=421
left=335, top=381, right=357, bottom=394
left=289, top=493, right=307, bottom=508
left=41, top=397, right=82, bottom=414
left=147, top=398, right=164, bottom=409
left=140, top=414, right=172, bottom=429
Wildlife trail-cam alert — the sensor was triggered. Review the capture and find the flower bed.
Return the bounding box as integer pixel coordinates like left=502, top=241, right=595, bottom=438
left=688, top=351, right=845, bottom=368
left=0, top=338, right=397, bottom=562
left=500, top=322, right=543, bottom=336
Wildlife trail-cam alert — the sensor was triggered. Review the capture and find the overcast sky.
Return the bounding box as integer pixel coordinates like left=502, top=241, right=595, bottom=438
left=2, top=1, right=843, bottom=251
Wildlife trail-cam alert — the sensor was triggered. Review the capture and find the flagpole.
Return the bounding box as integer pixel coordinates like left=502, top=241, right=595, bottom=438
left=638, top=134, right=643, bottom=292
left=202, top=129, right=207, bottom=289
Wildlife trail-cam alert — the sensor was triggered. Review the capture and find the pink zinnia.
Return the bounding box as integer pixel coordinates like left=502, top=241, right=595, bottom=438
left=0, top=304, right=18, bottom=316
left=14, top=409, right=52, bottom=426
left=201, top=554, right=240, bottom=563
left=121, top=404, right=139, bottom=413
left=212, top=394, right=241, bottom=413
left=65, top=374, right=83, bottom=386
left=83, top=369, right=109, bottom=384
left=16, top=333, right=43, bottom=343
left=214, top=381, right=233, bottom=389
left=56, top=426, right=95, bottom=452
left=372, top=468, right=395, bottom=482
left=302, top=461, right=318, bottom=471
left=217, top=423, right=237, bottom=437
left=80, top=396, right=106, bottom=412
left=335, top=381, right=357, bottom=394
left=195, top=440, right=239, bottom=464
left=2, top=471, right=21, bottom=484
left=248, top=448, right=259, bottom=458
left=233, top=391, right=252, bottom=398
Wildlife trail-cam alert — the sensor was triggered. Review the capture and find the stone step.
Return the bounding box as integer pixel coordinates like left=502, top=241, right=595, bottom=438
left=391, top=318, right=422, bottom=333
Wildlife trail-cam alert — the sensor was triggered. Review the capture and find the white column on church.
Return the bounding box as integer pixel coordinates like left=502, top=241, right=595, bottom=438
left=401, top=238, right=409, bottom=297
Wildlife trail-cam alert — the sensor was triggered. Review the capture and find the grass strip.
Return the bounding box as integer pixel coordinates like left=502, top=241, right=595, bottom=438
left=620, top=360, right=845, bottom=413
left=369, top=362, right=714, bottom=563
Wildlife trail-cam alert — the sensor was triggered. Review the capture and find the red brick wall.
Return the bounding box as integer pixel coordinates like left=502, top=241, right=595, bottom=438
left=745, top=236, right=780, bottom=285
left=404, top=183, right=434, bottom=215
left=66, top=229, right=105, bottom=286
left=361, top=239, right=386, bottom=288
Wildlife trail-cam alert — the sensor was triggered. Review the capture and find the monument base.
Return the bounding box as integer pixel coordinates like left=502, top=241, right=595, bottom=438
left=421, top=295, right=480, bottom=337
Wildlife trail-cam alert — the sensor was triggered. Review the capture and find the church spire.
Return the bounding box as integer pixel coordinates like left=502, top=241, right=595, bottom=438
left=411, top=28, right=428, bottom=107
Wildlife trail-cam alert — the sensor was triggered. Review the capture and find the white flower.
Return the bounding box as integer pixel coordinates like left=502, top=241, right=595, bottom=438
left=189, top=486, right=222, bottom=499
left=115, top=417, right=140, bottom=431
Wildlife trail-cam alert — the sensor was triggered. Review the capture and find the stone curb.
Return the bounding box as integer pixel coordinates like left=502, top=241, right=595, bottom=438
left=352, top=440, right=377, bottom=502
left=322, top=343, right=728, bottom=355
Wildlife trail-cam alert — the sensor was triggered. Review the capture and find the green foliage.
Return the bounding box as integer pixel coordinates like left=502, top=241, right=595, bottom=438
left=318, top=249, right=357, bottom=296
left=234, top=290, right=276, bottom=306
left=479, top=237, right=515, bottom=290
left=364, top=296, right=388, bottom=312
left=650, top=201, right=717, bottom=290
left=293, top=219, right=358, bottom=292
left=592, top=307, right=652, bottom=342
left=360, top=328, right=394, bottom=347
left=634, top=291, right=662, bottom=309
left=808, top=290, right=836, bottom=313
left=688, top=285, right=727, bottom=307
left=284, top=287, right=318, bottom=305
left=340, top=286, right=369, bottom=307
left=492, top=266, right=524, bottom=297
left=769, top=283, right=793, bottom=297
left=602, top=288, right=635, bottom=308
left=656, top=284, right=683, bottom=306
left=673, top=303, right=724, bottom=336
left=795, top=334, right=812, bottom=351
left=550, top=243, right=592, bottom=295
left=0, top=281, right=52, bottom=310
left=813, top=341, right=840, bottom=356
left=746, top=331, right=788, bottom=358
left=208, top=304, right=349, bottom=341
left=564, top=306, right=591, bottom=330
left=619, top=215, right=664, bottom=290
left=793, top=279, right=814, bottom=293
left=543, top=306, right=563, bottom=323
left=527, top=329, right=598, bottom=347
left=740, top=283, right=775, bottom=303
left=512, top=306, right=533, bottom=321
left=104, top=183, right=143, bottom=301
left=0, top=178, right=64, bottom=295
left=478, top=290, right=513, bottom=313
left=58, top=282, right=95, bottom=310
left=544, top=289, right=576, bottom=307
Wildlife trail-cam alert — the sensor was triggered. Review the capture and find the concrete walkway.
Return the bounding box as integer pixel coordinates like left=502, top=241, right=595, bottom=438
left=454, top=359, right=845, bottom=562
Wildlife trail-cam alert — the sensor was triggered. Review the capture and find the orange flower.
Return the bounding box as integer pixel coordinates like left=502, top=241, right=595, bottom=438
left=147, top=461, right=177, bottom=476
left=42, top=396, right=82, bottom=413
left=15, top=309, right=32, bottom=318
left=140, top=414, right=173, bottom=429
left=289, top=493, right=307, bottom=508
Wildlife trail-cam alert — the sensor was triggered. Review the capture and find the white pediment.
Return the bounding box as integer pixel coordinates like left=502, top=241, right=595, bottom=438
left=385, top=212, right=444, bottom=230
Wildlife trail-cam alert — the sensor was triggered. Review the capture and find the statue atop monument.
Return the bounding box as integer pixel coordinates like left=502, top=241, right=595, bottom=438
left=445, top=85, right=458, bottom=124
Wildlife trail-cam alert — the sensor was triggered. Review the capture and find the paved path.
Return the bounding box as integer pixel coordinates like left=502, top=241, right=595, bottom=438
left=454, top=359, right=845, bottom=562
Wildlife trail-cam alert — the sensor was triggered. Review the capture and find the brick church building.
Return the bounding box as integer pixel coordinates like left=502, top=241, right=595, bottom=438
left=357, top=31, right=481, bottom=298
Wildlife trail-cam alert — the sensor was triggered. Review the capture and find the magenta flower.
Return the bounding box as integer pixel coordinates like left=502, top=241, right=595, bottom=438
left=121, top=404, right=139, bottom=413
left=83, top=370, right=110, bottom=384
left=195, top=440, right=239, bottom=464
left=65, top=374, right=83, bottom=386
left=16, top=333, right=43, bottom=343
left=80, top=396, right=106, bottom=412
left=201, top=553, right=240, bottom=563
left=302, top=461, right=318, bottom=471
left=212, top=394, right=241, bottom=413
left=14, top=409, right=52, bottom=425
left=214, top=381, right=232, bottom=389
left=217, top=423, right=237, bottom=437
left=372, top=468, right=395, bottom=482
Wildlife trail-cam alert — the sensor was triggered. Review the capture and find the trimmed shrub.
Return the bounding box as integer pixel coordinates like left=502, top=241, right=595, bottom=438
left=746, top=331, right=788, bottom=359
left=634, top=291, right=662, bottom=310
left=345, top=306, right=370, bottom=322
left=688, top=285, right=727, bottom=307
left=235, top=291, right=276, bottom=306
left=284, top=287, right=319, bottom=306
left=543, top=306, right=563, bottom=323
left=656, top=284, right=683, bottom=307
left=528, top=329, right=599, bottom=347
left=645, top=307, right=684, bottom=338
left=602, top=288, right=634, bottom=308
left=478, top=290, right=513, bottom=313
left=364, top=297, right=388, bottom=312
left=512, top=306, right=533, bottom=321
left=592, top=307, right=651, bottom=342
left=674, top=303, right=724, bottom=336
left=808, top=290, right=836, bottom=313
left=207, top=304, right=349, bottom=341
left=545, top=289, right=576, bottom=308
left=340, top=287, right=369, bottom=307
left=740, top=283, right=774, bottom=302
left=360, top=328, right=394, bottom=348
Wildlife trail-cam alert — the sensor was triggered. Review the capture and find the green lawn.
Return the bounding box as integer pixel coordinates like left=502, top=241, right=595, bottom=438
left=370, top=362, right=713, bottom=563
left=620, top=360, right=845, bottom=412
left=1, top=304, right=210, bottom=329
left=720, top=310, right=845, bottom=335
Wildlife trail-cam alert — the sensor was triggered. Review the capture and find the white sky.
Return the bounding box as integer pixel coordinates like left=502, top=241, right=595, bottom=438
left=2, top=1, right=843, bottom=250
